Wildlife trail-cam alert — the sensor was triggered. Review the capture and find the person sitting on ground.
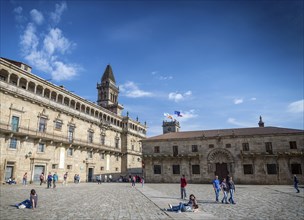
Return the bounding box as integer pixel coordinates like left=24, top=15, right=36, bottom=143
left=16, top=189, right=38, bottom=209
left=30, top=189, right=38, bottom=209
left=166, top=194, right=199, bottom=213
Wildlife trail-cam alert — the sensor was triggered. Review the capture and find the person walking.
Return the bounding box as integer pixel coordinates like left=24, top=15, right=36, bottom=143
left=220, top=178, right=229, bottom=204
left=180, top=175, right=187, bottom=200
left=141, top=176, right=145, bottom=187
left=23, top=172, right=28, bottom=186
left=62, top=172, right=68, bottom=186
left=53, top=172, right=58, bottom=188
left=47, top=172, right=53, bottom=188
left=212, top=175, right=221, bottom=202
left=228, top=177, right=236, bottom=204
left=104, top=174, right=107, bottom=183
left=131, top=175, right=136, bottom=187
left=294, top=175, right=300, bottom=193
left=39, top=172, right=44, bottom=186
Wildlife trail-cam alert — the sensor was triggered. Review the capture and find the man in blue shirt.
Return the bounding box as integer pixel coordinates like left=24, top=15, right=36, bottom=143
left=212, top=175, right=221, bottom=202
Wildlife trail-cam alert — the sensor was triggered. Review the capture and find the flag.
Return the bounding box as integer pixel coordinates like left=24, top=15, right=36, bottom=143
left=164, top=113, right=173, bottom=119
left=174, top=111, right=183, bottom=117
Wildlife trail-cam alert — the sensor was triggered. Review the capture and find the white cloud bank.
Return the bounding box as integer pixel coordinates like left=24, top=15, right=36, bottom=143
left=287, top=100, right=304, bottom=113
left=233, top=98, right=243, bottom=104
left=120, top=81, right=153, bottom=98
left=17, top=2, right=79, bottom=81
left=168, top=91, right=192, bottom=102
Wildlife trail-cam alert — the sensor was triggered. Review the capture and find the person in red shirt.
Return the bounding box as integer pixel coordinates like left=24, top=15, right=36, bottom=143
left=180, top=175, right=187, bottom=199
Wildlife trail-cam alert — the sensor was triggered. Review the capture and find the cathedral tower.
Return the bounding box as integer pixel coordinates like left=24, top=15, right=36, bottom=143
left=97, top=65, right=123, bottom=115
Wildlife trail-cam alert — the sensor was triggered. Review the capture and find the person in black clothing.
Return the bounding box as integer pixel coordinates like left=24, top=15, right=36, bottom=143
left=228, top=177, right=236, bottom=204
left=294, top=175, right=300, bottom=193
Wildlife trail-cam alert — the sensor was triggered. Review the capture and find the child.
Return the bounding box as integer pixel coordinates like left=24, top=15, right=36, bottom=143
left=30, top=189, right=38, bottom=209
left=167, top=194, right=199, bottom=212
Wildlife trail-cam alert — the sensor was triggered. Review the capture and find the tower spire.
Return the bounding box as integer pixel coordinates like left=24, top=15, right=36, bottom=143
left=258, top=115, right=264, bottom=127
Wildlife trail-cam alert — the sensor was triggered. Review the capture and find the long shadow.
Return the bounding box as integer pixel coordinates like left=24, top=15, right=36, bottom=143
left=197, top=199, right=220, bottom=204
left=149, top=196, right=181, bottom=200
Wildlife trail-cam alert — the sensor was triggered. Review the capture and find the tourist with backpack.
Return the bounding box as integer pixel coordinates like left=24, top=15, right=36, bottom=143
left=220, top=178, right=229, bottom=204
left=47, top=172, right=53, bottom=188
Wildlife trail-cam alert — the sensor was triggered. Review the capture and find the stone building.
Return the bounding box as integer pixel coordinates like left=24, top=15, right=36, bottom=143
left=142, top=119, right=304, bottom=184
left=0, top=57, right=146, bottom=184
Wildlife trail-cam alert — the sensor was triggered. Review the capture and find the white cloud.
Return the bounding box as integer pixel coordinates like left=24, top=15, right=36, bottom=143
left=234, top=98, right=243, bottom=104
left=50, top=2, right=67, bottom=25
left=13, top=6, right=26, bottom=23
left=30, top=9, right=44, bottom=25
left=43, top=28, right=74, bottom=55
left=168, top=91, right=192, bottom=102
left=287, top=100, right=304, bottom=113
left=251, top=97, right=257, bottom=101
left=227, top=117, right=254, bottom=127
left=178, top=109, right=198, bottom=122
left=18, top=2, right=79, bottom=81
left=151, top=71, right=173, bottom=80
left=120, top=81, right=153, bottom=98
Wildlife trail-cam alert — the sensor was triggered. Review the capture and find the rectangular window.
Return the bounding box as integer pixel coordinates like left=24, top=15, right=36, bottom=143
left=100, top=153, right=105, bottom=160
left=226, top=144, right=231, bottom=148
left=173, top=145, right=178, bottom=156
left=172, top=165, right=180, bottom=174
left=243, top=164, right=253, bottom=174
left=192, top=145, right=198, bottom=152
left=67, top=165, right=72, bottom=170
left=68, top=126, right=74, bottom=143
left=242, top=143, right=249, bottom=151
left=52, top=164, right=58, bottom=169
left=9, top=138, right=17, bottom=149
left=38, top=143, right=45, bottom=153
left=55, top=120, right=62, bottom=130
left=154, top=146, right=160, bottom=153
left=265, top=142, right=273, bottom=154
left=39, top=117, right=47, bottom=132
left=100, top=166, right=104, bottom=171
left=131, top=144, right=134, bottom=151
left=289, top=141, right=297, bottom=149
left=67, top=148, right=73, bottom=156
left=88, top=151, right=93, bottom=159
left=291, top=164, right=302, bottom=174
left=11, top=116, right=19, bottom=132
left=192, top=165, right=200, bottom=174
left=101, top=135, right=105, bottom=145
left=88, top=131, right=94, bottom=143
left=115, top=139, right=119, bottom=148
left=154, top=165, right=161, bottom=174
left=267, top=164, right=277, bottom=174
left=115, top=167, right=119, bottom=171
left=209, top=144, right=214, bottom=148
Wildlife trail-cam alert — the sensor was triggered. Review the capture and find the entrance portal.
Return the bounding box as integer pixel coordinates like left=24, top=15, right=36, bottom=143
left=88, top=168, right=94, bottom=182
left=215, top=163, right=228, bottom=181
left=5, top=166, right=14, bottom=181
left=33, top=165, right=45, bottom=183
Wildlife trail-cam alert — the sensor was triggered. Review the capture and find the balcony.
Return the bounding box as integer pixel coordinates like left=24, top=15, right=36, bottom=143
left=0, top=122, right=122, bottom=154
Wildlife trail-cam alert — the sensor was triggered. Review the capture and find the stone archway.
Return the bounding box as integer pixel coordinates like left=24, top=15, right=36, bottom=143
left=207, top=148, right=234, bottom=181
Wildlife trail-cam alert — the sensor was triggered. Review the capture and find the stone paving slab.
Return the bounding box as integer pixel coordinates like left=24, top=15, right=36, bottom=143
left=0, top=182, right=303, bottom=220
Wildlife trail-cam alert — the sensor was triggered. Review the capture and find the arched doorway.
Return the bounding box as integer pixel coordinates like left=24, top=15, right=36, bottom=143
left=207, top=148, right=234, bottom=181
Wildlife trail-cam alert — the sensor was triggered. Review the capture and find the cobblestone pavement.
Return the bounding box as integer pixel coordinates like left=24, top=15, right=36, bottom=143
left=143, top=184, right=304, bottom=220
left=0, top=183, right=303, bottom=220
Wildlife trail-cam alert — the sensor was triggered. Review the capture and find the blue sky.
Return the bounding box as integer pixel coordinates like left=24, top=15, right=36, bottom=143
left=1, top=0, right=303, bottom=136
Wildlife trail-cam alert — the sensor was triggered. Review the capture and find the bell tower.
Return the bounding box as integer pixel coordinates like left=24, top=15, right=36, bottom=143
left=162, top=120, right=180, bottom=134
left=97, top=65, right=123, bottom=115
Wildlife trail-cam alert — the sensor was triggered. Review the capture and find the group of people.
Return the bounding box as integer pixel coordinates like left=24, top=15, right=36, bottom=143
left=213, top=175, right=236, bottom=204
left=38, top=172, right=67, bottom=187
left=165, top=175, right=198, bottom=213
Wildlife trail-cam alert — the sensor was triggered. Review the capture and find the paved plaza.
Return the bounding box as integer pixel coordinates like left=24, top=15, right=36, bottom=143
left=0, top=182, right=303, bottom=219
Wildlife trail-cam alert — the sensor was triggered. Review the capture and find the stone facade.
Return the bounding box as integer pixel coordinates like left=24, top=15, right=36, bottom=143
left=142, top=121, right=304, bottom=184
left=0, top=57, right=146, bottom=184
